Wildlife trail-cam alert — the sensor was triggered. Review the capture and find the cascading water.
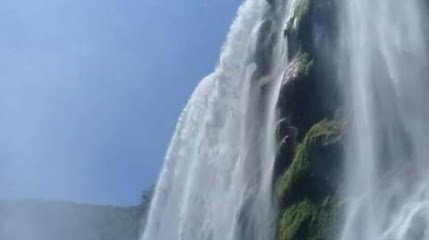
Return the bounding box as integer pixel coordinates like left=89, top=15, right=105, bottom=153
left=340, top=0, right=429, bottom=239
left=141, top=0, right=296, bottom=239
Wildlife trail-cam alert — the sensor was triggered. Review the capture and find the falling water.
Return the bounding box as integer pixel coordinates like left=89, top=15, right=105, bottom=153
left=340, top=0, right=429, bottom=240
left=141, top=0, right=296, bottom=239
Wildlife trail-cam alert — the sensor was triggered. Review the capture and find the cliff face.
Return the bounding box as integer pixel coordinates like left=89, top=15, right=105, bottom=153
left=273, top=0, right=344, bottom=239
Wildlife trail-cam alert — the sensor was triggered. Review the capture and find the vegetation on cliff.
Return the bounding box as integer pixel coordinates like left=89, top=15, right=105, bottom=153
left=276, top=119, right=343, bottom=240
left=274, top=0, right=343, bottom=239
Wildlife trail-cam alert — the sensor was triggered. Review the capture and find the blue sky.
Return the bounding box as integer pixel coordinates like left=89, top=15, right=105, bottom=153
left=0, top=0, right=241, bottom=206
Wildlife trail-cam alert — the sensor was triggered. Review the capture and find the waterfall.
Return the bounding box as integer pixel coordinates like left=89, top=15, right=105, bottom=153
left=340, top=0, right=429, bottom=239
left=141, top=0, right=295, bottom=239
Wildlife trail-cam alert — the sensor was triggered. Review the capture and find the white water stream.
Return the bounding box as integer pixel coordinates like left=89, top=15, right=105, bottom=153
left=141, top=0, right=296, bottom=239
left=340, top=1, right=429, bottom=240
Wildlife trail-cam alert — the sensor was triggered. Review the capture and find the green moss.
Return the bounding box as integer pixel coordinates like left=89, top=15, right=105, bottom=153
left=275, top=117, right=344, bottom=239
left=276, top=1, right=342, bottom=238
left=276, top=119, right=343, bottom=200
left=276, top=142, right=309, bottom=199
left=304, top=119, right=344, bottom=146
left=279, top=197, right=340, bottom=240
left=280, top=200, right=316, bottom=240
left=276, top=119, right=345, bottom=240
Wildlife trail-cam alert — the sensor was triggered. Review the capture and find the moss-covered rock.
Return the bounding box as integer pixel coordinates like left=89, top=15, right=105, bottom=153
left=276, top=119, right=343, bottom=203
left=278, top=0, right=341, bottom=141
left=275, top=118, right=344, bottom=240
left=277, top=51, right=317, bottom=140
left=276, top=141, right=306, bottom=201
left=273, top=0, right=342, bottom=239
left=280, top=200, right=316, bottom=240
left=284, top=52, right=313, bottom=85
left=279, top=197, right=340, bottom=240
left=304, top=119, right=344, bottom=146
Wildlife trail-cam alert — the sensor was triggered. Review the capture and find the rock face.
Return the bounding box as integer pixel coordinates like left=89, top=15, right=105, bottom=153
left=273, top=0, right=344, bottom=239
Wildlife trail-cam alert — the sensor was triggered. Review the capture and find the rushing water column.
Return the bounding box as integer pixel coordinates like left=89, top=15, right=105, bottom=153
left=340, top=0, right=429, bottom=239
left=141, top=0, right=295, bottom=239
